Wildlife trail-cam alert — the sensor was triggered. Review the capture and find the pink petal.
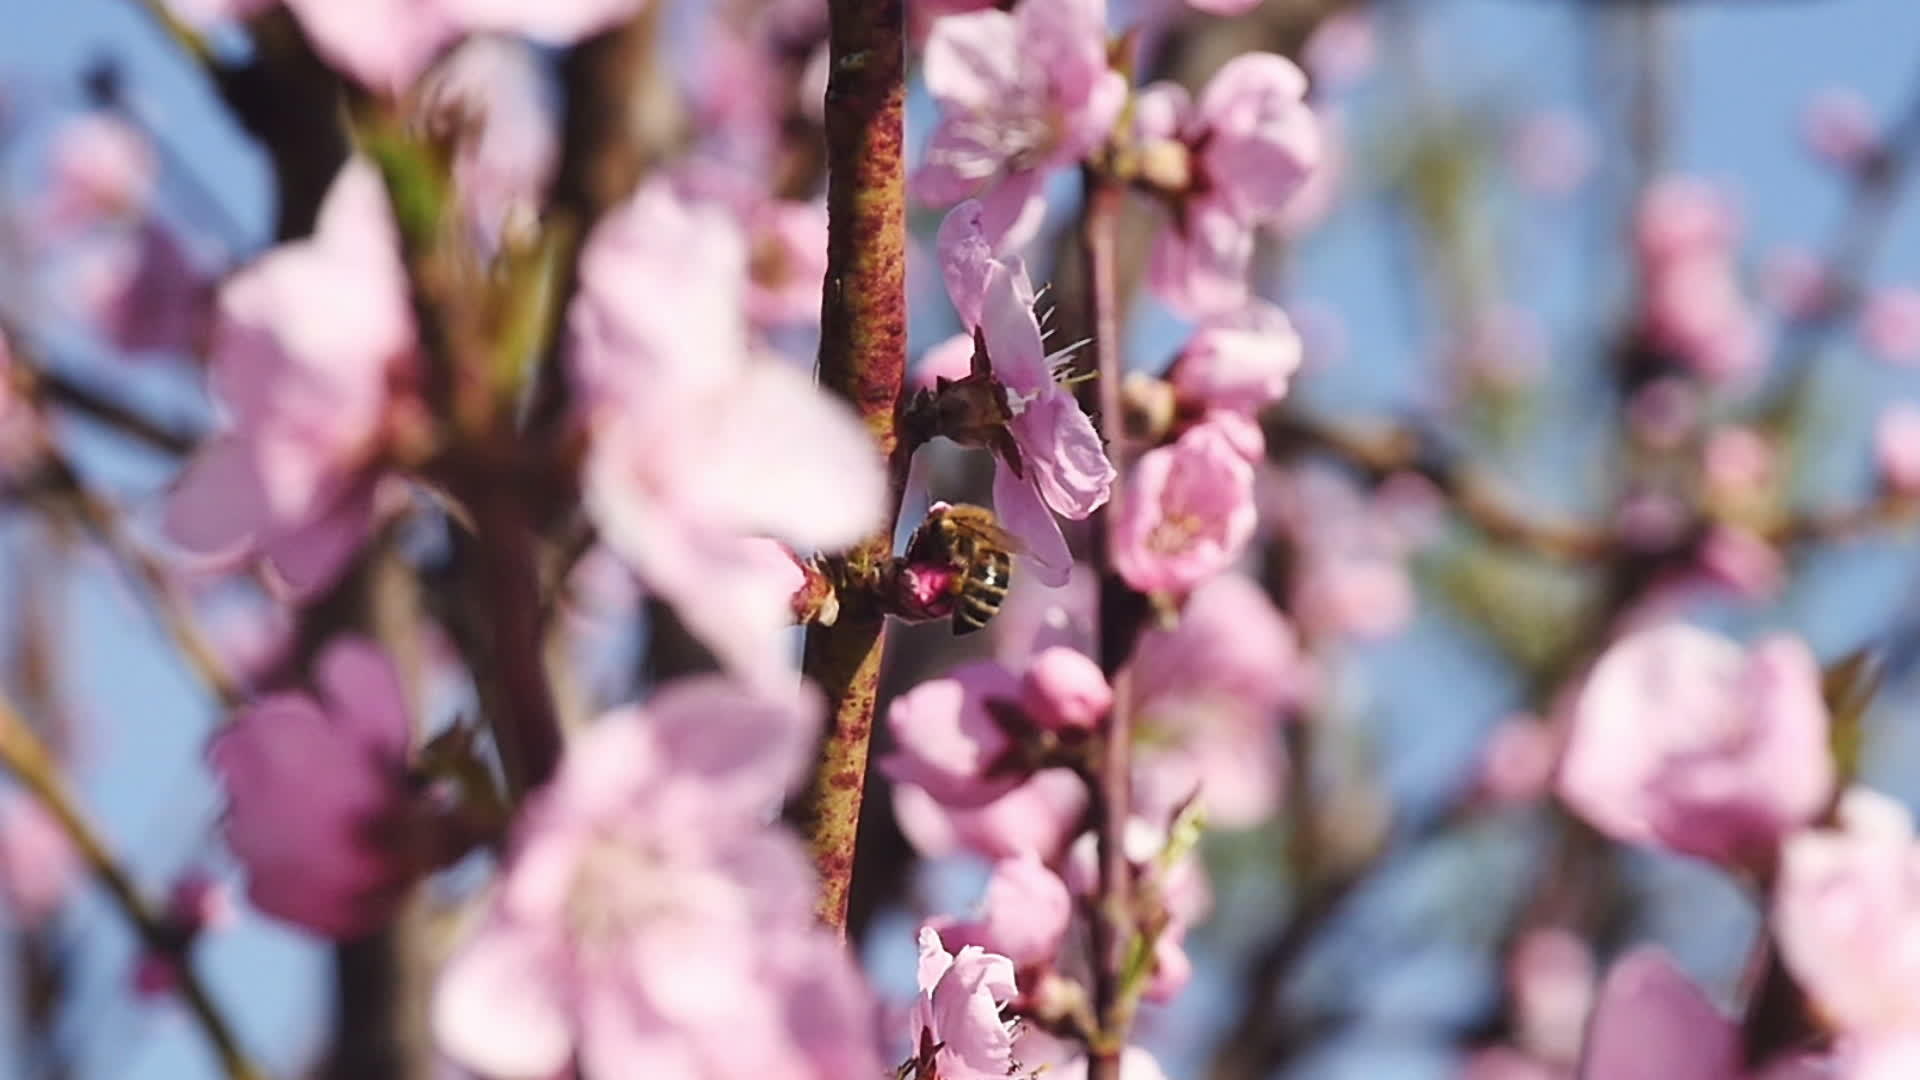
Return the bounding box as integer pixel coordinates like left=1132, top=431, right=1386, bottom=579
left=993, top=464, right=1073, bottom=587
left=1148, top=200, right=1255, bottom=318
left=315, top=637, right=411, bottom=757
left=1579, top=948, right=1740, bottom=1079
left=165, top=437, right=267, bottom=557
left=938, top=201, right=995, bottom=328
left=980, top=257, right=1051, bottom=396
left=432, top=923, right=574, bottom=1079
left=642, top=676, right=823, bottom=816
left=1012, top=392, right=1116, bottom=520
left=922, top=9, right=1022, bottom=112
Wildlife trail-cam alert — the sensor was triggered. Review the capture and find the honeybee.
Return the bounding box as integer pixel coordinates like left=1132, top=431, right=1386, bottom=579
left=904, top=502, right=1022, bottom=636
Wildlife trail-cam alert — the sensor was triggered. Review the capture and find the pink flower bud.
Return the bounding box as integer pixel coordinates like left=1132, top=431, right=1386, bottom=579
left=1579, top=948, right=1740, bottom=1078
left=937, top=854, right=1072, bottom=970
left=1020, top=647, right=1111, bottom=732
left=1170, top=302, right=1302, bottom=416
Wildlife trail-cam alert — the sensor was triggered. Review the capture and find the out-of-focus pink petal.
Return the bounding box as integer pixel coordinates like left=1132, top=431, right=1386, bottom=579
left=881, top=662, right=1023, bottom=807
left=1196, top=53, right=1319, bottom=221
left=1021, top=647, right=1110, bottom=731
left=432, top=922, right=574, bottom=1079
left=922, top=9, right=1022, bottom=112
left=1578, top=948, right=1740, bottom=1079
left=641, top=677, right=823, bottom=817
left=1148, top=200, right=1255, bottom=318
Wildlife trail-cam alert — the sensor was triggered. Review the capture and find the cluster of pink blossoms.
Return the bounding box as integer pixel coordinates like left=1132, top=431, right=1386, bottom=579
left=1449, top=619, right=1920, bottom=1077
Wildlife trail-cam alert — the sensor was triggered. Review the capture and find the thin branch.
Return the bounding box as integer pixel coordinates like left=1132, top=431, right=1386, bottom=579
left=124, top=0, right=217, bottom=71
left=792, top=0, right=909, bottom=935
left=0, top=693, right=264, bottom=1080
left=1082, top=171, right=1146, bottom=1080
left=34, top=367, right=200, bottom=458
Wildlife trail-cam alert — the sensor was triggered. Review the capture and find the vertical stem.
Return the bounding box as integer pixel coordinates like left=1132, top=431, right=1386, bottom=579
left=1081, top=172, right=1140, bottom=1080
left=794, top=0, right=907, bottom=934
left=459, top=485, right=564, bottom=800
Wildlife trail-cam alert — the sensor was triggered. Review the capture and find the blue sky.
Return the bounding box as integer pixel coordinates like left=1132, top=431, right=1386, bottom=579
left=5, top=1, right=1920, bottom=1078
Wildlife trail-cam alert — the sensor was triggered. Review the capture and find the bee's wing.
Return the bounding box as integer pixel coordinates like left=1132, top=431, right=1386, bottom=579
left=950, top=515, right=1026, bottom=555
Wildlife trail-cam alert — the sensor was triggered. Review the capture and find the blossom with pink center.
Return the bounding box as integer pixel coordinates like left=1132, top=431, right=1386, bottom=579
left=908, top=928, right=1019, bottom=1080
left=1578, top=947, right=1741, bottom=1079
left=1134, top=54, right=1321, bottom=316
left=42, top=113, right=155, bottom=228
left=1169, top=300, right=1302, bottom=419
left=936, top=201, right=1115, bottom=585
left=420, top=36, right=559, bottom=251
left=572, top=180, right=885, bottom=686
left=1112, top=420, right=1257, bottom=596
left=165, top=160, right=416, bottom=599
left=931, top=853, right=1072, bottom=971
left=0, top=794, right=77, bottom=929
left=1773, top=788, right=1920, bottom=1040
left=1802, top=87, right=1878, bottom=168
left=893, top=768, right=1088, bottom=862
left=1877, top=402, right=1920, bottom=495
left=914, top=0, right=1126, bottom=244
left=280, top=0, right=646, bottom=94
left=433, top=678, right=880, bottom=1080
left=1862, top=285, right=1920, bottom=365
left=1557, top=624, right=1833, bottom=870
left=211, top=638, right=434, bottom=938
left=1130, top=573, right=1301, bottom=826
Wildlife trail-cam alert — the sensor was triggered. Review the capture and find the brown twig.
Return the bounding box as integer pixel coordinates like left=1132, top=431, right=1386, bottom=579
left=34, top=367, right=199, bottom=457
left=1081, top=171, right=1146, bottom=1080
left=791, top=0, right=909, bottom=935
left=0, top=693, right=264, bottom=1080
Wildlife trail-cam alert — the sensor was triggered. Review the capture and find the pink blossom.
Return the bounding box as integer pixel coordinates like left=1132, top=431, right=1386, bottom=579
left=1301, top=9, right=1376, bottom=91
left=1578, top=947, right=1740, bottom=1079
left=420, top=36, right=559, bottom=251
left=1862, top=286, right=1920, bottom=365
left=166, top=160, right=416, bottom=598
left=1130, top=573, right=1301, bottom=826
left=1169, top=300, right=1302, bottom=417
left=573, top=181, right=885, bottom=685
left=1643, top=251, right=1767, bottom=381
left=433, top=679, right=880, bottom=1080
left=1876, top=402, right=1920, bottom=494
left=1135, top=54, right=1321, bottom=315
left=937, top=201, right=1115, bottom=585
left=1773, top=788, right=1920, bottom=1040
left=1760, top=247, right=1834, bottom=319
left=1557, top=624, right=1833, bottom=870
left=71, top=220, right=213, bottom=356
left=932, top=853, right=1072, bottom=970
left=1112, top=420, right=1257, bottom=595
left=914, top=0, right=1126, bottom=243
left=1636, top=177, right=1741, bottom=265
left=0, top=793, right=77, bottom=929
left=42, top=113, right=155, bottom=228
left=892, top=768, right=1088, bottom=862
left=909, top=928, right=1019, bottom=1080
left=882, top=661, right=1025, bottom=807
left=1802, top=87, right=1878, bottom=168
left=283, top=0, right=645, bottom=93
left=1276, top=465, right=1417, bottom=640
left=1506, top=108, right=1594, bottom=198
left=210, top=638, right=432, bottom=938
left=1474, top=717, right=1557, bottom=807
